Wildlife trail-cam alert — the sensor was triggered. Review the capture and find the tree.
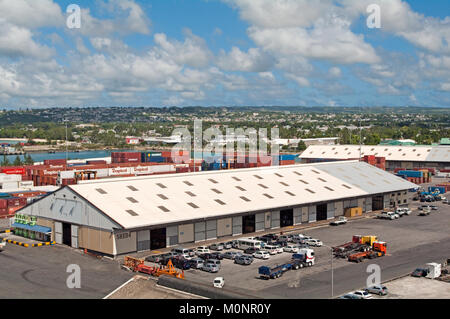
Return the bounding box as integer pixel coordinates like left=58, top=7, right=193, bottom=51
left=1, top=155, right=10, bottom=167
left=24, top=154, right=34, bottom=165
left=13, top=156, right=22, bottom=166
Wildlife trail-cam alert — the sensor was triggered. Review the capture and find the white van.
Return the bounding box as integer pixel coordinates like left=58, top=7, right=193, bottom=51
left=171, top=247, right=191, bottom=259
left=263, top=245, right=280, bottom=255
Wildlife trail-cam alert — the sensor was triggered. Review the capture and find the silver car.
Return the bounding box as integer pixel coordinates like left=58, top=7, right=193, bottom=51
left=202, top=263, right=219, bottom=273
left=365, top=285, right=388, bottom=296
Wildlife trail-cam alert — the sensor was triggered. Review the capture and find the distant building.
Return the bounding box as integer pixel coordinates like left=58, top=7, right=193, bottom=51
left=380, top=139, right=416, bottom=146
left=126, top=137, right=142, bottom=145
left=439, top=138, right=450, bottom=145
left=300, top=144, right=450, bottom=171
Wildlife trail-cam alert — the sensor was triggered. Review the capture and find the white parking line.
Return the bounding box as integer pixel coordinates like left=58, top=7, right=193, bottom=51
left=103, top=277, right=135, bottom=299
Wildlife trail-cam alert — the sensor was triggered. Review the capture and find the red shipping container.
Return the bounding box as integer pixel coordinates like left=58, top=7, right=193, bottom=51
left=0, top=167, right=26, bottom=175
left=7, top=197, right=27, bottom=207
left=0, top=199, right=7, bottom=209
left=0, top=208, right=8, bottom=216
left=44, top=159, right=67, bottom=165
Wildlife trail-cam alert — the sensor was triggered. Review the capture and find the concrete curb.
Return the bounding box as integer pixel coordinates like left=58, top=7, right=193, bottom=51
left=2, top=238, right=55, bottom=248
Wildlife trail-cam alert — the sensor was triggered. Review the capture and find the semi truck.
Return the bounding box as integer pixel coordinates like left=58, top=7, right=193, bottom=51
left=258, top=249, right=315, bottom=279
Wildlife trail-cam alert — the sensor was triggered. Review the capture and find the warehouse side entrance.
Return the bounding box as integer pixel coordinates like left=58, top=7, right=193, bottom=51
left=242, top=215, right=255, bottom=234
left=316, top=204, right=328, bottom=221
left=280, top=209, right=293, bottom=227
left=372, top=195, right=384, bottom=211
left=62, top=222, right=72, bottom=246
left=150, top=228, right=166, bottom=250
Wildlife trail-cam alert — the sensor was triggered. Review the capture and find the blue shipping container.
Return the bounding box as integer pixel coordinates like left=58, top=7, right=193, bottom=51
left=428, top=186, right=445, bottom=194
left=279, top=154, right=297, bottom=161
left=397, top=170, right=423, bottom=178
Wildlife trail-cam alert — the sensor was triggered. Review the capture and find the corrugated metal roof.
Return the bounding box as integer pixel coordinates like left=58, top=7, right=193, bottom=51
left=301, top=145, right=450, bottom=162
left=69, top=161, right=417, bottom=229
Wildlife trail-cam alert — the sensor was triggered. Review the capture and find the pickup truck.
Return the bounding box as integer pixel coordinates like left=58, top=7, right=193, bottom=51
left=330, top=216, right=348, bottom=226
left=395, top=207, right=412, bottom=217
left=377, top=211, right=399, bottom=220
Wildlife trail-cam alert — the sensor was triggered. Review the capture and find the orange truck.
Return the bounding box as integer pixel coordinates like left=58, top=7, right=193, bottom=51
left=348, top=241, right=387, bottom=263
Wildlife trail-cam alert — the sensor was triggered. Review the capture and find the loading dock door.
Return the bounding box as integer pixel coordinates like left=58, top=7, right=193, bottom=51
left=194, top=222, right=206, bottom=242
left=137, top=230, right=151, bottom=251
left=206, top=220, right=217, bottom=240
left=232, top=217, right=242, bottom=236
left=316, top=204, right=328, bottom=221
left=280, top=209, right=293, bottom=227
left=271, top=211, right=280, bottom=229
left=71, top=225, right=78, bottom=249
left=62, top=223, right=72, bottom=246
left=150, top=228, right=166, bottom=250
left=242, top=215, right=255, bottom=234
left=308, top=206, right=317, bottom=222
left=255, top=213, right=265, bottom=232
left=372, top=195, right=384, bottom=211
left=327, top=203, right=335, bottom=220
left=55, top=222, right=62, bottom=244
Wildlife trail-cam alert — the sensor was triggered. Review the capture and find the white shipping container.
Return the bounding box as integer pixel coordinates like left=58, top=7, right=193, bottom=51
left=151, top=165, right=176, bottom=173
left=108, top=167, right=131, bottom=176
left=95, top=168, right=109, bottom=178
left=0, top=181, right=19, bottom=190
left=58, top=171, right=75, bottom=179
left=131, top=166, right=152, bottom=175
left=19, top=181, right=34, bottom=188
left=0, top=174, right=22, bottom=182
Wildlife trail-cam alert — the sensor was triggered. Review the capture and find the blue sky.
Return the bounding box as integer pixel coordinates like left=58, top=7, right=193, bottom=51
left=0, top=0, right=449, bottom=108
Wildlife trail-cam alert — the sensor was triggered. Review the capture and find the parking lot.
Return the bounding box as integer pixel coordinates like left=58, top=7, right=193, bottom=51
left=0, top=243, right=132, bottom=299
left=147, top=193, right=450, bottom=299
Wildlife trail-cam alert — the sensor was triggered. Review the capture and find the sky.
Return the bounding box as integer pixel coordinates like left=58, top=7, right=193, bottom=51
left=0, top=0, right=450, bottom=108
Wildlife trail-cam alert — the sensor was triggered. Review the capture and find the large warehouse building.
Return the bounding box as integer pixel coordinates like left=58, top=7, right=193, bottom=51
left=300, top=145, right=450, bottom=170
left=17, top=161, right=416, bottom=257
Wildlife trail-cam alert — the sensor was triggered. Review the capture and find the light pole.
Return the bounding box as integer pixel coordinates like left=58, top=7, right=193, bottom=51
left=322, top=244, right=334, bottom=298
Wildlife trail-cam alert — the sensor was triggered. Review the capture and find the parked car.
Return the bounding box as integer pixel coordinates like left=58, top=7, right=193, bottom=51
left=395, top=207, right=412, bottom=217
left=412, top=268, right=429, bottom=277
left=204, top=259, right=221, bottom=269
left=283, top=244, right=300, bottom=253
left=338, top=293, right=360, bottom=299
left=430, top=205, right=438, bottom=210
left=213, top=277, right=225, bottom=288
left=187, top=258, right=204, bottom=269
left=171, top=247, right=191, bottom=259
left=244, top=247, right=260, bottom=255
left=222, top=242, right=233, bottom=249
left=171, top=256, right=191, bottom=270
left=234, top=255, right=253, bottom=265
left=187, top=249, right=196, bottom=257
left=253, top=250, right=270, bottom=259
left=377, top=211, right=399, bottom=220
left=365, top=285, right=388, bottom=296
left=419, top=209, right=431, bottom=216
left=145, top=254, right=163, bottom=263
left=231, top=240, right=239, bottom=249
left=330, top=216, right=348, bottom=226
left=209, top=243, right=224, bottom=251
left=209, top=252, right=224, bottom=260
left=278, top=235, right=292, bottom=242
left=160, top=252, right=177, bottom=265
left=198, top=253, right=214, bottom=260
left=202, top=263, right=219, bottom=273
left=352, top=290, right=373, bottom=299
left=263, top=245, right=280, bottom=255
left=196, top=246, right=211, bottom=255
left=221, top=251, right=240, bottom=260
left=305, top=239, right=323, bottom=247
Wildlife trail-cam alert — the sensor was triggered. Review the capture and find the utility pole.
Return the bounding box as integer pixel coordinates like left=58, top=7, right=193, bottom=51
left=63, top=119, right=68, bottom=162
left=359, top=114, right=362, bottom=161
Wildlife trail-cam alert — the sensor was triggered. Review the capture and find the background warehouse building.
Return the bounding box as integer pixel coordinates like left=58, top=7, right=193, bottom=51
left=17, top=161, right=416, bottom=257
left=300, top=145, right=450, bottom=170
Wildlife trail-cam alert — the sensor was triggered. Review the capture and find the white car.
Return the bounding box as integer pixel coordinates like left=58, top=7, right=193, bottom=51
left=253, top=251, right=270, bottom=259
left=275, top=245, right=284, bottom=254
left=196, top=246, right=211, bottom=255
left=306, top=239, right=323, bottom=247
left=352, top=290, right=373, bottom=299
left=283, top=244, right=300, bottom=253
left=0, top=241, right=5, bottom=252
left=377, top=211, right=399, bottom=220
left=213, top=277, right=225, bottom=288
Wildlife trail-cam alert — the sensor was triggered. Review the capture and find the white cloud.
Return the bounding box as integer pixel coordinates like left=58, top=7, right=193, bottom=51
left=217, top=47, right=274, bottom=72
left=0, top=0, right=64, bottom=29
left=0, top=20, right=54, bottom=58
